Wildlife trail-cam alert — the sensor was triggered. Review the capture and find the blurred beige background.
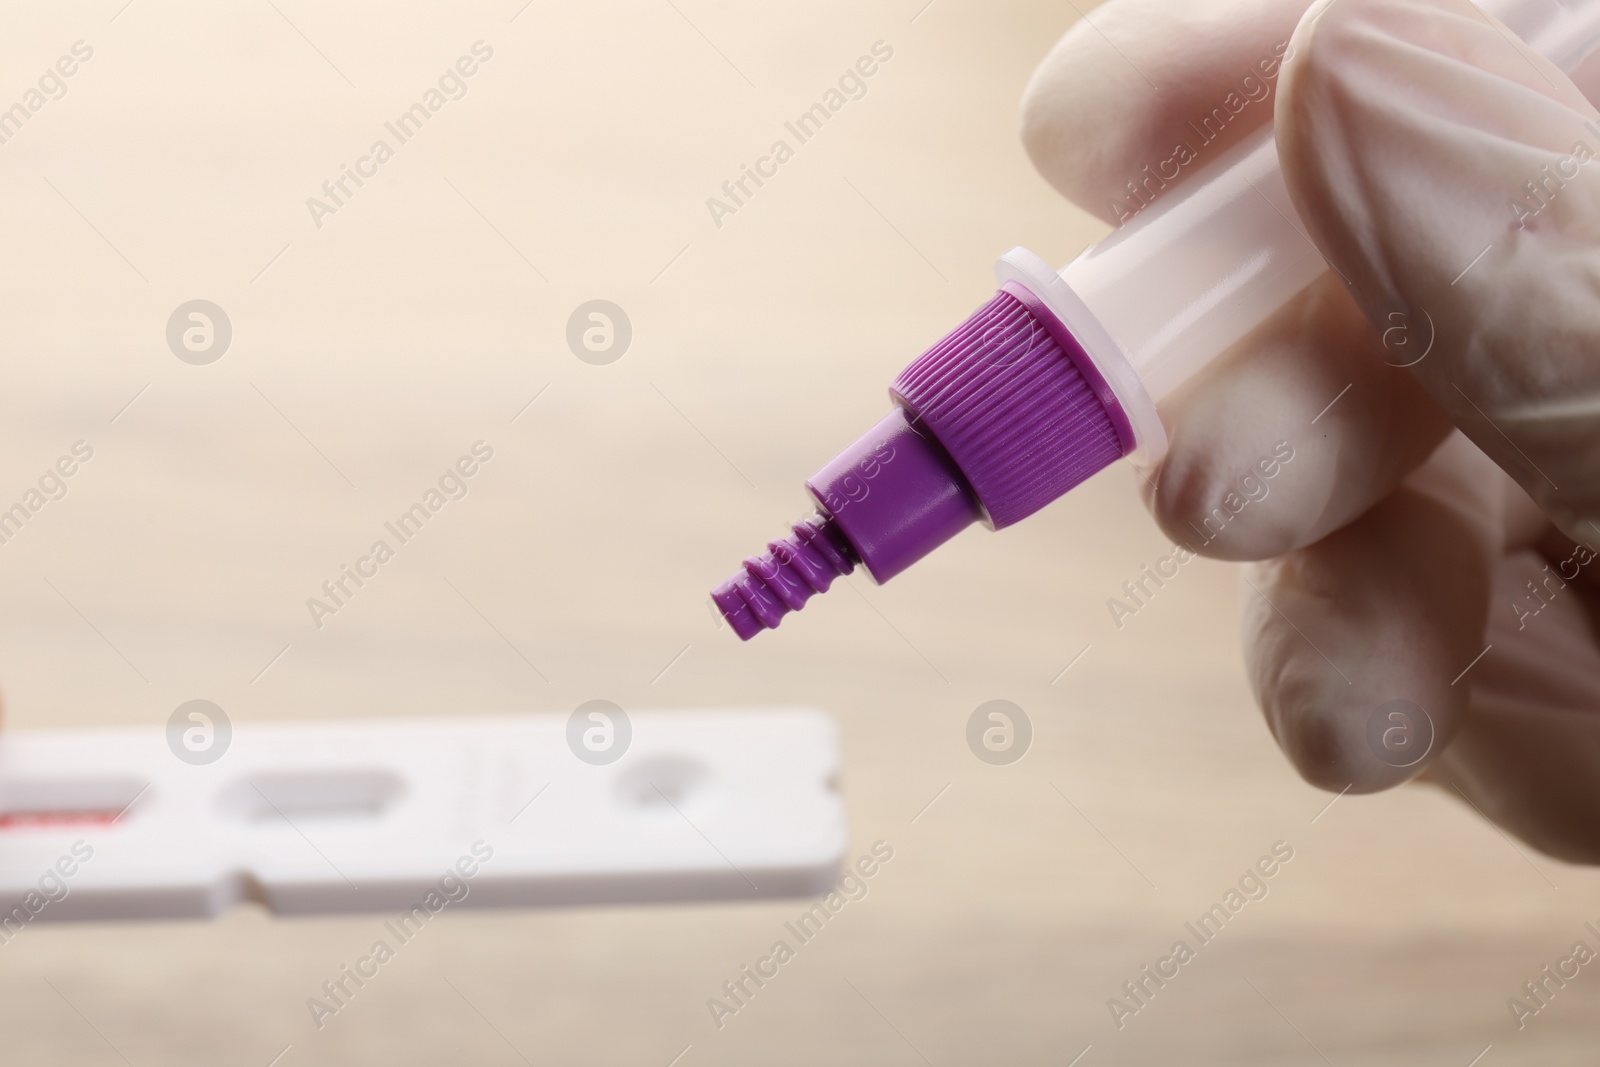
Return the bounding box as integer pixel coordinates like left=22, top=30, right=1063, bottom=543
left=0, top=0, right=1596, bottom=1063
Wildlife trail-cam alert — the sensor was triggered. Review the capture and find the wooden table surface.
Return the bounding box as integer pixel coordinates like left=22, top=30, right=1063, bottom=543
left=0, top=1, right=1595, bottom=1063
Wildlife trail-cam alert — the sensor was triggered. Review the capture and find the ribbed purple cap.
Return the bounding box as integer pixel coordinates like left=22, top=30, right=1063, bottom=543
left=891, top=282, right=1130, bottom=529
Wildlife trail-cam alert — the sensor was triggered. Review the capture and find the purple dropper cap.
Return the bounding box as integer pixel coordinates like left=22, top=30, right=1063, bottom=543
left=711, top=281, right=1133, bottom=640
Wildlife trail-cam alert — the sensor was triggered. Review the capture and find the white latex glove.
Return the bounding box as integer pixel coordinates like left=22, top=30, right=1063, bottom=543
left=1022, top=0, right=1600, bottom=862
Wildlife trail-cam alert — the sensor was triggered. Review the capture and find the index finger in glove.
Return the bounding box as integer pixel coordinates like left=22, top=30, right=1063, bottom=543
left=1021, top=0, right=1313, bottom=223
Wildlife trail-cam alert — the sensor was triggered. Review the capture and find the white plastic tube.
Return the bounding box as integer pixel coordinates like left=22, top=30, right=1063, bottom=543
left=1061, top=129, right=1312, bottom=405
left=1021, top=0, right=1600, bottom=466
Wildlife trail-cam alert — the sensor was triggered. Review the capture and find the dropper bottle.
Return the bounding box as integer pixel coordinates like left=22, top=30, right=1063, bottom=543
left=712, top=0, right=1600, bottom=640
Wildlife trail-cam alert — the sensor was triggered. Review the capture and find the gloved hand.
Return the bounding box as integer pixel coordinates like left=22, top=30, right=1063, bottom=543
left=1021, top=0, right=1600, bottom=862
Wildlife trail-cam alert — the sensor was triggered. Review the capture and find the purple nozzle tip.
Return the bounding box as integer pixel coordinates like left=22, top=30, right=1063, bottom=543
left=710, top=514, right=858, bottom=641
left=711, top=406, right=981, bottom=640
left=712, top=285, right=1127, bottom=640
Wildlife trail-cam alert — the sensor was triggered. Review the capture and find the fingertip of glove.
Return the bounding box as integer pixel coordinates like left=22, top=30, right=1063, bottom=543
left=1239, top=489, right=1487, bottom=796
left=1253, top=664, right=1450, bottom=794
